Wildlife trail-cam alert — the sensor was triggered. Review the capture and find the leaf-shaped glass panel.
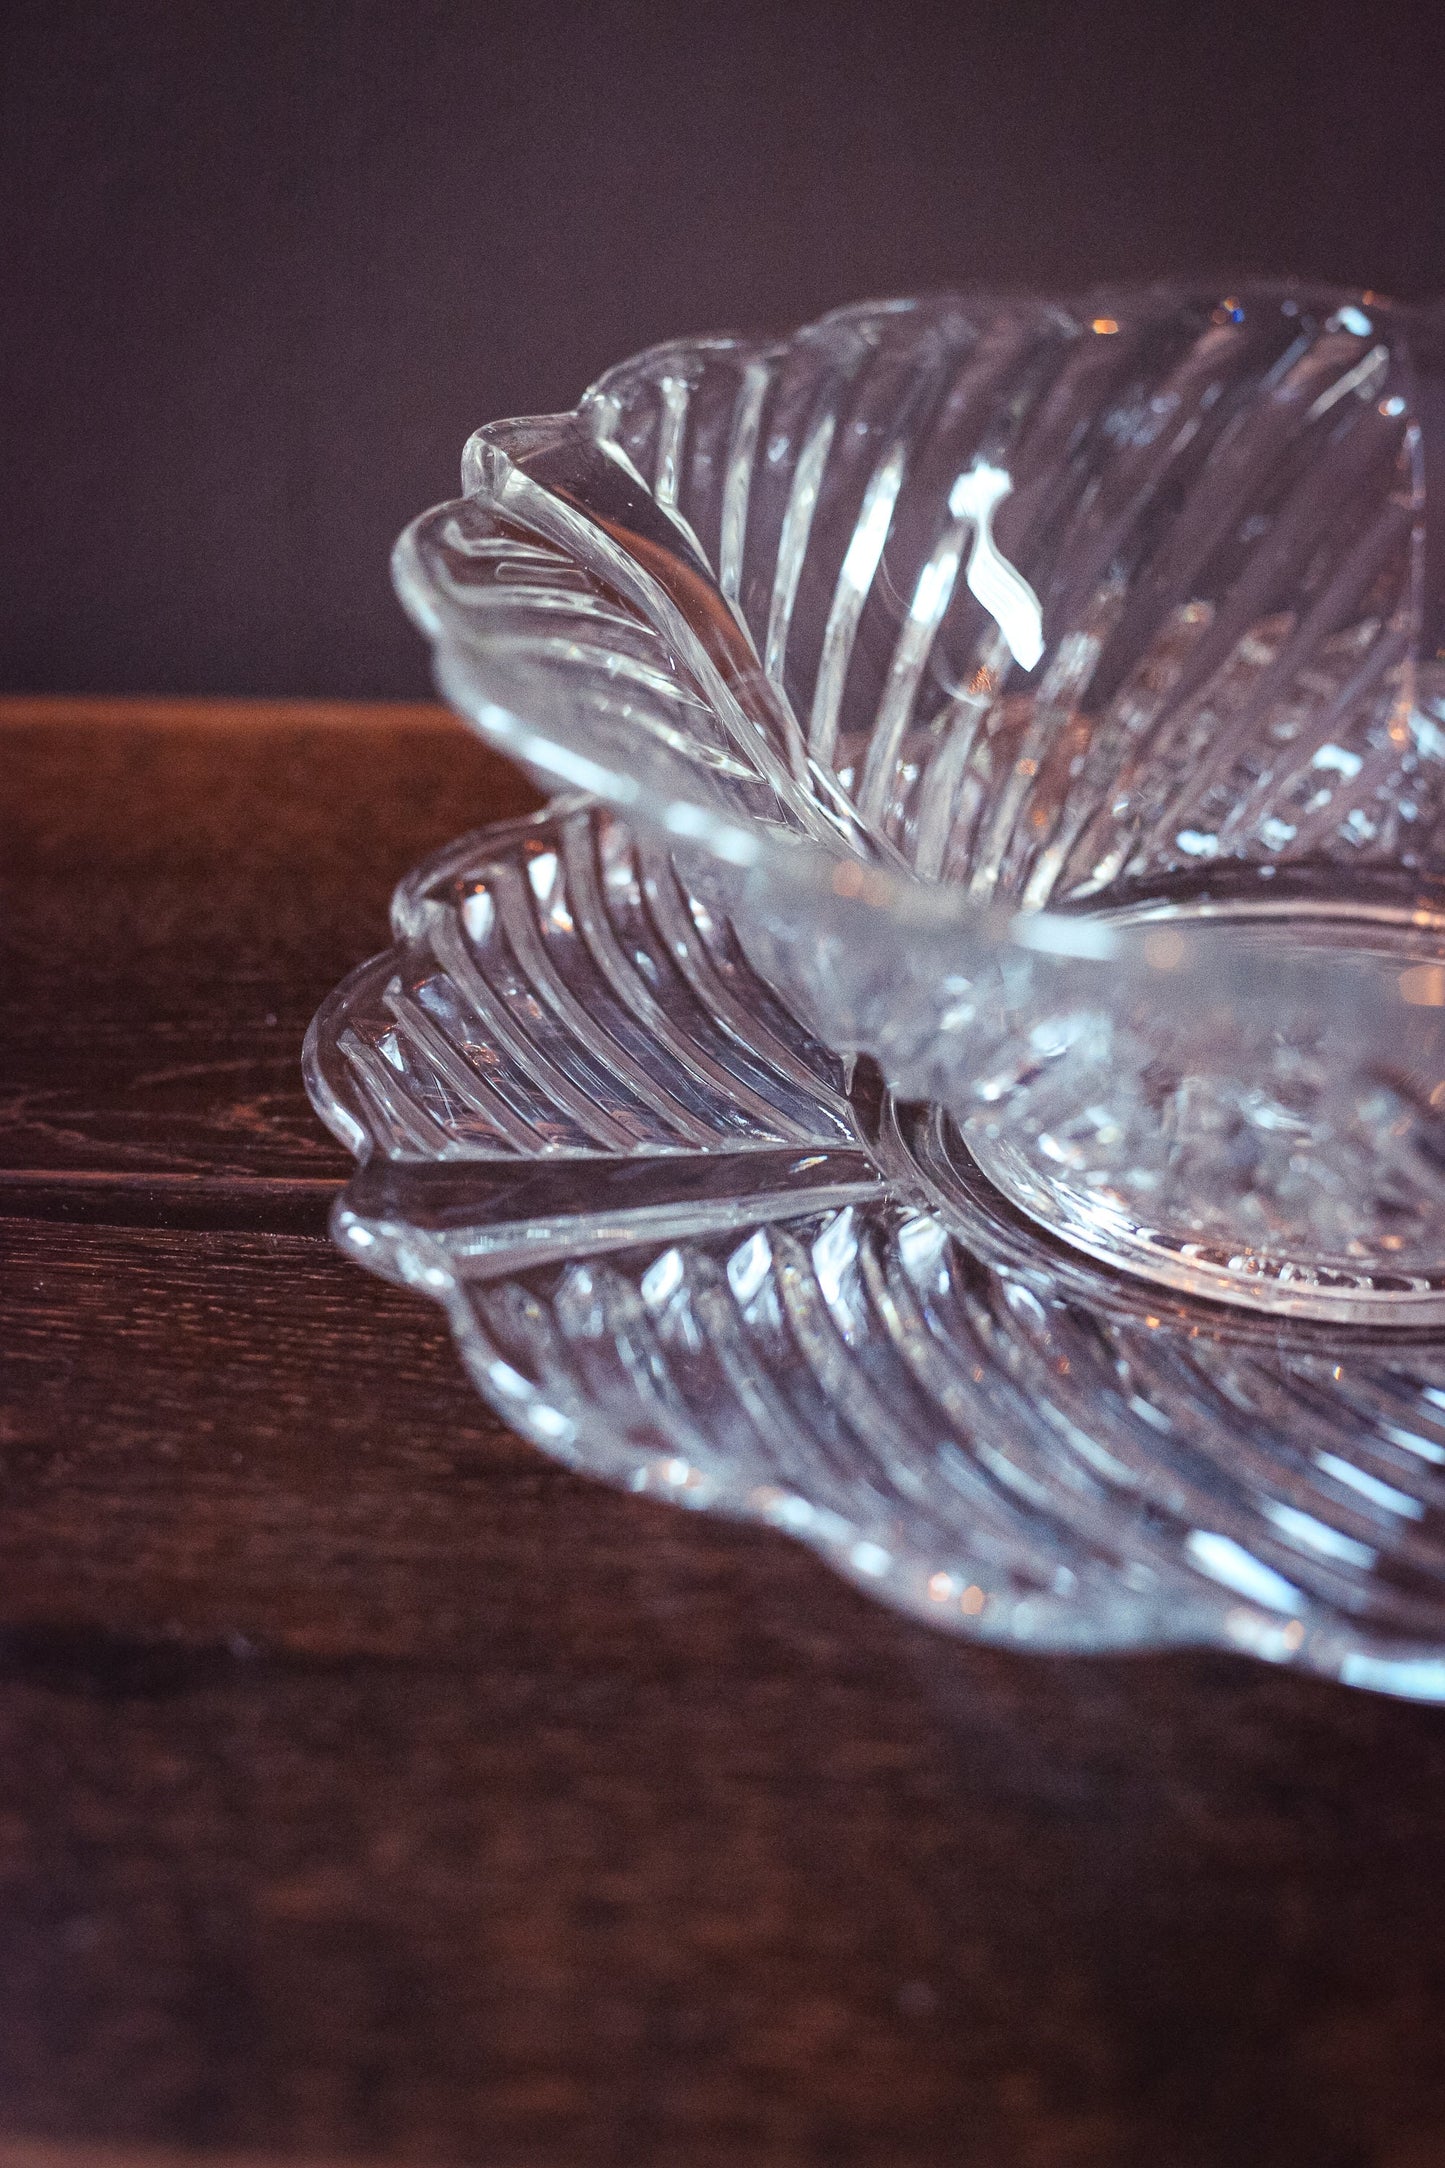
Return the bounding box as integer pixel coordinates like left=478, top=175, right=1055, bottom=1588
left=306, top=803, right=1445, bottom=1698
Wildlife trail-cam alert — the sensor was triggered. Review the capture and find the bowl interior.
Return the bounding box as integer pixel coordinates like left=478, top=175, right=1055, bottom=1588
left=578, top=287, right=1431, bottom=906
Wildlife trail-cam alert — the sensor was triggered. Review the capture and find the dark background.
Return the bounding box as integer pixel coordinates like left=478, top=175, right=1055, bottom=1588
left=5, top=0, right=1444, bottom=702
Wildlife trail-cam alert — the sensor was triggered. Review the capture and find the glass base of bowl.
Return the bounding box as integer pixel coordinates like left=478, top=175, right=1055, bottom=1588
left=961, top=881, right=1445, bottom=1324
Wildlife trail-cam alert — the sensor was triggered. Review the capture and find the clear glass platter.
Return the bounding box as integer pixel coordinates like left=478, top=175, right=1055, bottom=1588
left=306, top=799, right=1445, bottom=1698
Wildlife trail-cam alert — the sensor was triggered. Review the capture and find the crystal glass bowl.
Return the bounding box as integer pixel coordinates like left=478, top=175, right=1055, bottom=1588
left=395, top=284, right=1445, bottom=1322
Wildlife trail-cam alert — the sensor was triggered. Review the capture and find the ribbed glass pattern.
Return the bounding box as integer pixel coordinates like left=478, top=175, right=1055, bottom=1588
left=393, top=287, right=1445, bottom=1319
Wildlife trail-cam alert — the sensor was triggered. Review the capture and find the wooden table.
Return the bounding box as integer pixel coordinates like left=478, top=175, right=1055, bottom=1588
left=6, top=695, right=1445, bottom=2168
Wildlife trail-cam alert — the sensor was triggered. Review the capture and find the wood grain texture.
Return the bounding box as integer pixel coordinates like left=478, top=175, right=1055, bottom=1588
left=0, top=702, right=539, bottom=1192
left=6, top=701, right=1445, bottom=2168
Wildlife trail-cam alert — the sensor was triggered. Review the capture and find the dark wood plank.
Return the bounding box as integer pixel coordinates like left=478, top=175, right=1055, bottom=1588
left=0, top=700, right=540, bottom=1192
left=2, top=2146, right=380, bottom=2168
left=8, top=702, right=1445, bottom=2167
left=6, top=1226, right=1445, bottom=2164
